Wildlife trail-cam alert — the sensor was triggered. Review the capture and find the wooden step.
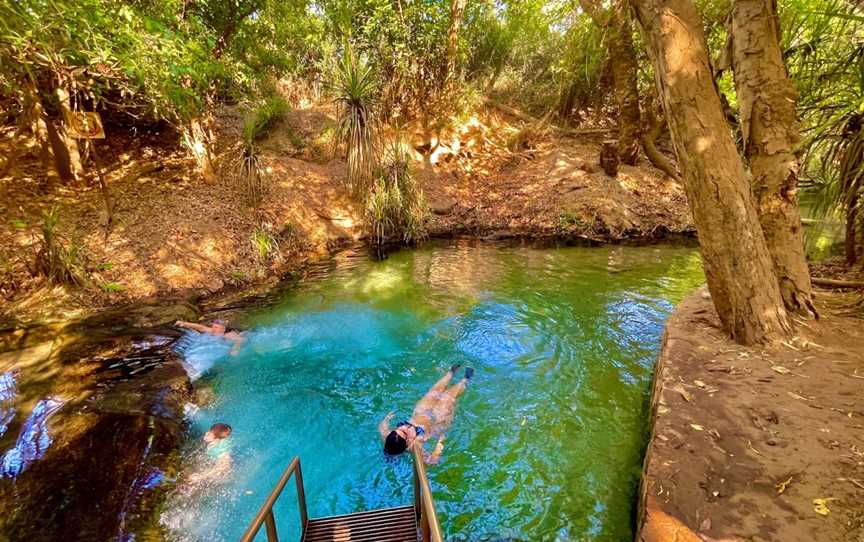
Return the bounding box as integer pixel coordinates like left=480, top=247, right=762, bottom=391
left=302, top=505, right=418, bottom=542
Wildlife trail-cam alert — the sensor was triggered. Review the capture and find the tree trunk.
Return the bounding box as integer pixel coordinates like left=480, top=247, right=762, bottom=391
left=631, top=0, right=792, bottom=344
left=447, top=0, right=468, bottom=80
left=847, top=193, right=858, bottom=264
left=55, top=87, right=85, bottom=182
left=608, top=7, right=641, bottom=165
left=579, top=0, right=641, bottom=165
left=730, top=0, right=816, bottom=317
left=641, top=96, right=681, bottom=181
left=183, top=118, right=217, bottom=184
left=25, top=87, right=61, bottom=184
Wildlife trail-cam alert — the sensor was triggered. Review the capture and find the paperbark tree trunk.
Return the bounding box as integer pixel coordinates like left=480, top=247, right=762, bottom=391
left=608, top=7, right=641, bottom=165
left=447, top=0, right=468, bottom=80
left=631, top=0, right=792, bottom=344
left=55, top=86, right=85, bottom=182
left=25, top=86, right=61, bottom=184
left=730, top=0, right=816, bottom=317
left=641, top=103, right=681, bottom=181
left=579, top=0, right=641, bottom=165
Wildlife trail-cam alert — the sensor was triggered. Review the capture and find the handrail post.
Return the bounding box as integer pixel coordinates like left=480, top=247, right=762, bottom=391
left=264, top=510, right=278, bottom=542
left=295, top=461, right=308, bottom=531
left=239, top=457, right=305, bottom=542
left=412, top=445, right=443, bottom=542
left=413, top=460, right=421, bottom=520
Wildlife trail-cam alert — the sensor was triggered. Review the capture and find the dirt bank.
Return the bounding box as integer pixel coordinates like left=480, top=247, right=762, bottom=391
left=0, top=103, right=691, bottom=324
left=638, top=285, right=864, bottom=542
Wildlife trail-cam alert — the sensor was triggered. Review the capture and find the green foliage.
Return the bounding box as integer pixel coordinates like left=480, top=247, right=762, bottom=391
left=234, top=146, right=266, bottom=209
left=791, top=0, right=864, bottom=250
left=250, top=225, right=280, bottom=262
left=229, top=270, right=249, bottom=282
left=32, top=207, right=87, bottom=286
left=466, top=0, right=609, bottom=120
left=0, top=0, right=319, bottom=131
left=333, top=49, right=377, bottom=194
left=558, top=211, right=586, bottom=231
left=99, top=282, right=125, bottom=293
left=365, top=141, right=428, bottom=246
left=278, top=222, right=305, bottom=252
left=242, top=95, right=289, bottom=145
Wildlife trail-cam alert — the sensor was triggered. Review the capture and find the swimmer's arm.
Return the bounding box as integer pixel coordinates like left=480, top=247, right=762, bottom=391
left=424, top=436, right=445, bottom=465
left=175, top=321, right=212, bottom=334
left=378, top=411, right=395, bottom=440
left=228, top=334, right=246, bottom=356
left=187, top=454, right=232, bottom=484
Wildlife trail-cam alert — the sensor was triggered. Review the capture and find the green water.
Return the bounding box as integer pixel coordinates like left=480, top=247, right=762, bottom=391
left=163, top=241, right=704, bottom=542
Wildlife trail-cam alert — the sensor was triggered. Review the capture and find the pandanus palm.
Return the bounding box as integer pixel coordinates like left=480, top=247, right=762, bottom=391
left=334, top=50, right=377, bottom=196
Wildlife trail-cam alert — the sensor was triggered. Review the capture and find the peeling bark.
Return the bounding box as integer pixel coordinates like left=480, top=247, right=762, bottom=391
left=55, top=86, right=84, bottom=182
left=580, top=0, right=642, bottom=165
left=641, top=100, right=681, bottom=181
left=608, top=7, right=641, bottom=165
left=631, top=0, right=792, bottom=344
left=730, top=0, right=816, bottom=317
left=25, top=86, right=61, bottom=184
left=183, top=118, right=217, bottom=184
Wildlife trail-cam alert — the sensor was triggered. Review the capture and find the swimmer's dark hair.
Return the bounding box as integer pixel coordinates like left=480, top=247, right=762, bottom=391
left=209, top=423, right=232, bottom=438
left=384, top=430, right=408, bottom=455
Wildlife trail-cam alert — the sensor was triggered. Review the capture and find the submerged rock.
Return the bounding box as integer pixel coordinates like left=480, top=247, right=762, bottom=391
left=0, top=310, right=192, bottom=541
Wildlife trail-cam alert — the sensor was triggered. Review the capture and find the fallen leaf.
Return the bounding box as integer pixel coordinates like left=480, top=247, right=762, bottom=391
left=772, top=366, right=792, bottom=375
left=787, top=391, right=810, bottom=401
left=775, top=476, right=793, bottom=494
left=672, top=384, right=693, bottom=402
left=813, top=498, right=836, bottom=516
left=690, top=424, right=704, bottom=431
left=694, top=380, right=706, bottom=388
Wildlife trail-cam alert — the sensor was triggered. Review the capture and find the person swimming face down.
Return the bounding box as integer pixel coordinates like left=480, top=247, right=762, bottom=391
left=204, top=422, right=232, bottom=443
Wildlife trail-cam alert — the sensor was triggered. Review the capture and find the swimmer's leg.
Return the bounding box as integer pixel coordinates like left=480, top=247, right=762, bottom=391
left=428, top=365, right=460, bottom=393
left=445, top=367, right=473, bottom=400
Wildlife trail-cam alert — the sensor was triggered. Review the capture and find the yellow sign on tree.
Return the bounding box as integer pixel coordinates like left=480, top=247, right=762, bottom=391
left=65, top=111, right=105, bottom=139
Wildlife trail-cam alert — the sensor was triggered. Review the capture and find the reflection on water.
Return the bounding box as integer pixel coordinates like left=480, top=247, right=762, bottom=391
left=164, top=241, right=704, bottom=542
left=0, top=373, right=15, bottom=440
left=0, top=397, right=65, bottom=478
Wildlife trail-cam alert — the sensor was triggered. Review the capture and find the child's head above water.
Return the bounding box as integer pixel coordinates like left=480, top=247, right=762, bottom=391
left=204, top=423, right=232, bottom=443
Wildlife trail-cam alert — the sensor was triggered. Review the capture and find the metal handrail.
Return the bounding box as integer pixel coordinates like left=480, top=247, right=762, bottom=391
left=240, top=456, right=308, bottom=542
left=412, top=445, right=443, bottom=542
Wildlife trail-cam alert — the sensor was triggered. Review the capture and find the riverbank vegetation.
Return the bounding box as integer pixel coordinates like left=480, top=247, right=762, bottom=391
left=1, top=0, right=863, bottom=339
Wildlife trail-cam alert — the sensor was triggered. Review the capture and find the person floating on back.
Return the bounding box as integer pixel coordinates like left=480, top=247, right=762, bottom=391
left=379, top=364, right=473, bottom=464
left=175, top=320, right=246, bottom=356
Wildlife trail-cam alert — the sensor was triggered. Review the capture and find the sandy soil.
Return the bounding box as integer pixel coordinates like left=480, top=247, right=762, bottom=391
left=0, top=102, right=691, bottom=323
left=638, top=285, right=864, bottom=542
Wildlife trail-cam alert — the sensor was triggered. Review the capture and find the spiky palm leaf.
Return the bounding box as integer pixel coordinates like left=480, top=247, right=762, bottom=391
left=333, top=49, right=378, bottom=196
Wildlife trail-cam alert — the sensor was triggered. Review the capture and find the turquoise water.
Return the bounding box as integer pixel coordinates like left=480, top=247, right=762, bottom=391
left=162, top=242, right=704, bottom=542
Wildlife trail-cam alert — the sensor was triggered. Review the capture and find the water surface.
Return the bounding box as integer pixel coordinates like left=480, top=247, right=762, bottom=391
left=164, top=241, right=704, bottom=541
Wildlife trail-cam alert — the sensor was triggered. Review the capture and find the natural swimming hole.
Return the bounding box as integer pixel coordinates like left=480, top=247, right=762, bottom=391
left=162, top=242, right=704, bottom=542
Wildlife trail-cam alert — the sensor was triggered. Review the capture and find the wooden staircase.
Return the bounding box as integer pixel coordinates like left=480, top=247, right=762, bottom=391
left=240, top=447, right=442, bottom=542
